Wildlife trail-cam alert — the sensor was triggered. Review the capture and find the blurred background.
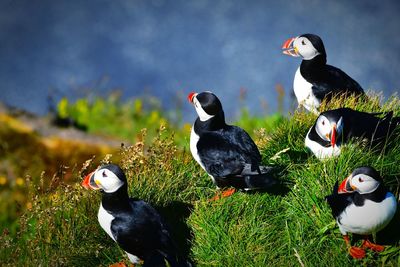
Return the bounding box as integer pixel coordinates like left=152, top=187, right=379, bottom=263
left=1, top=0, right=400, bottom=230
left=1, top=0, right=399, bottom=122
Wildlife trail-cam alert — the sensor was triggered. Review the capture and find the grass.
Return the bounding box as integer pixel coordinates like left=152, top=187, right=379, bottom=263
left=1, top=93, right=400, bottom=266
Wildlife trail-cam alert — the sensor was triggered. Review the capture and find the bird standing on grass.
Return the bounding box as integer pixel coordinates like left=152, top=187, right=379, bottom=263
left=305, top=108, right=400, bottom=159
left=282, top=33, right=364, bottom=112
left=82, top=164, right=190, bottom=267
left=325, top=167, right=397, bottom=259
left=188, top=91, right=278, bottom=200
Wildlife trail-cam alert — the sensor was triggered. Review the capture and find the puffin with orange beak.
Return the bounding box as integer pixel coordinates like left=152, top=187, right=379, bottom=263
left=282, top=33, right=364, bottom=112
left=305, top=108, right=400, bottom=159
left=325, top=167, right=397, bottom=259
left=82, top=164, right=191, bottom=267
left=188, top=91, right=279, bottom=199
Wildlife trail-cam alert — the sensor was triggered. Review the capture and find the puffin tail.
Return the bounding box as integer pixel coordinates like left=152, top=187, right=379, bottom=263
left=392, top=114, right=400, bottom=127
left=147, top=251, right=192, bottom=267
left=165, top=256, right=192, bottom=267
left=241, top=164, right=280, bottom=190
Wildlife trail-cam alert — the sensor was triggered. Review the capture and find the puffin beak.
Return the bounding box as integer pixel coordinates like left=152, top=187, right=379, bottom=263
left=330, top=124, right=337, bottom=147
left=81, top=171, right=100, bottom=190
left=338, top=176, right=354, bottom=194
left=282, top=37, right=300, bottom=57
left=187, top=92, right=196, bottom=104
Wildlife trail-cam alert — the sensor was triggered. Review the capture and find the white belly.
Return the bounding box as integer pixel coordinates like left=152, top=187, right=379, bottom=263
left=338, top=193, right=397, bottom=235
left=305, top=128, right=340, bottom=160
left=190, top=126, right=217, bottom=184
left=293, top=67, right=320, bottom=113
left=98, top=203, right=116, bottom=241
left=190, top=126, right=205, bottom=170
left=98, top=204, right=141, bottom=263
left=126, top=253, right=141, bottom=264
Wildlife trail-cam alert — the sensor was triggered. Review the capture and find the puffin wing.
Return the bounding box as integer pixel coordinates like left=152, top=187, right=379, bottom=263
left=111, top=200, right=177, bottom=261
left=311, top=65, right=364, bottom=100
left=197, top=131, right=250, bottom=178
left=347, top=110, right=397, bottom=141
left=230, top=126, right=262, bottom=168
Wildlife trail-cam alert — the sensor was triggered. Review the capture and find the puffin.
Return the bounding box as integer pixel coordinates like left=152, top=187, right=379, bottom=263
left=325, top=166, right=397, bottom=259
left=282, top=33, right=364, bottom=112
left=81, top=164, right=190, bottom=267
left=188, top=91, right=278, bottom=199
left=305, top=108, right=400, bottom=159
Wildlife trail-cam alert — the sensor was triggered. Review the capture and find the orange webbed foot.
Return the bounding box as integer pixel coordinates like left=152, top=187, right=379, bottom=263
left=209, top=188, right=236, bottom=201
left=108, top=262, right=135, bottom=267
left=343, top=235, right=366, bottom=259
left=362, top=239, right=385, bottom=252
left=349, top=246, right=366, bottom=259
left=109, top=263, right=127, bottom=267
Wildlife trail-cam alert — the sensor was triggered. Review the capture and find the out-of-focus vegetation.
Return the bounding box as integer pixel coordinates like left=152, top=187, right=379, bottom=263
left=0, top=112, right=118, bottom=234
left=56, top=92, right=171, bottom=143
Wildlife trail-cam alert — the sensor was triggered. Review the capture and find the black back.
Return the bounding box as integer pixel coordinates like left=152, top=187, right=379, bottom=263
left=195, top=123, right=262, bottom=178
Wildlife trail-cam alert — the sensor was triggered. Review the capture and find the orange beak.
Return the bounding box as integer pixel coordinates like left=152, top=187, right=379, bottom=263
left=282, top=37, right=299, bottom=57
left=330, top=124, right=337, bottom=147
left=187, top=92, right=196, bottom=103
left=338, top=176, right=354, bottom=194
left=81, top=171, right=99, bottom=190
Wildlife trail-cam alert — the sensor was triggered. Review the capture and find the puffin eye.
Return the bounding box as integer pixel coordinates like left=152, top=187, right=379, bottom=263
left=102, top=171, right=107, bottom=177
left=301, top=40, right=306, bottom=45
left=358, top=177, right=363, bottom=183
left=322, top=120, right=325, bottom=126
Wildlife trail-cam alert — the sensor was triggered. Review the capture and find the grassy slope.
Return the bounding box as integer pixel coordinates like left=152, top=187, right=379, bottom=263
left=1, top=95, right=400, bottom=266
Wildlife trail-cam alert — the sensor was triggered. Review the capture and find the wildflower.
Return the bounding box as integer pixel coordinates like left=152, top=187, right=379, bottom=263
left=16, top=177, right=25, bottom=186
left=26, top=202, right=33, bottom=210
left=0, top=176, right=7, bottom=185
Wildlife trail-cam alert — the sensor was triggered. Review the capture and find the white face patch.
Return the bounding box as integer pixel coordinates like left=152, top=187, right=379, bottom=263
left=93, top=169, right=124, bottom=193
left=350, top=174, right=380, bottom=194
left=315, top=115, right=332, bottom=142
left=315, top=115, right=344, bottom=143
left=193, top=95, right=215, bottom=122
left=294, top=36, right=320, bottom=60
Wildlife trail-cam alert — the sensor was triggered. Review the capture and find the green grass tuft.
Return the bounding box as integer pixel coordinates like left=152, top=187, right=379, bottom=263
left=1, top=93, right=399, bottom=266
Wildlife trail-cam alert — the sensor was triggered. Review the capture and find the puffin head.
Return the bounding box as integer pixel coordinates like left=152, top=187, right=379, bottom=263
left=81, top=164, right=127, bottom=193
left=315, top=112, right=344, bottom=147
left=187, top=91, right=223, bottom=122
left=338, top=166, right=382, bottom=194
left=282, top=33, right=326, bottom=60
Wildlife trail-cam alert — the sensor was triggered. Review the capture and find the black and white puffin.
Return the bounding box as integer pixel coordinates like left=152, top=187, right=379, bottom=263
left=305, top=108, right=400, bottom=159
left=188, top=91, right=278, bottom=199
left=325, top=167, right=397, bottom=259
left=81, top=164, right=190, bottom=267
left=282, top=33, right=364, bottom=112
